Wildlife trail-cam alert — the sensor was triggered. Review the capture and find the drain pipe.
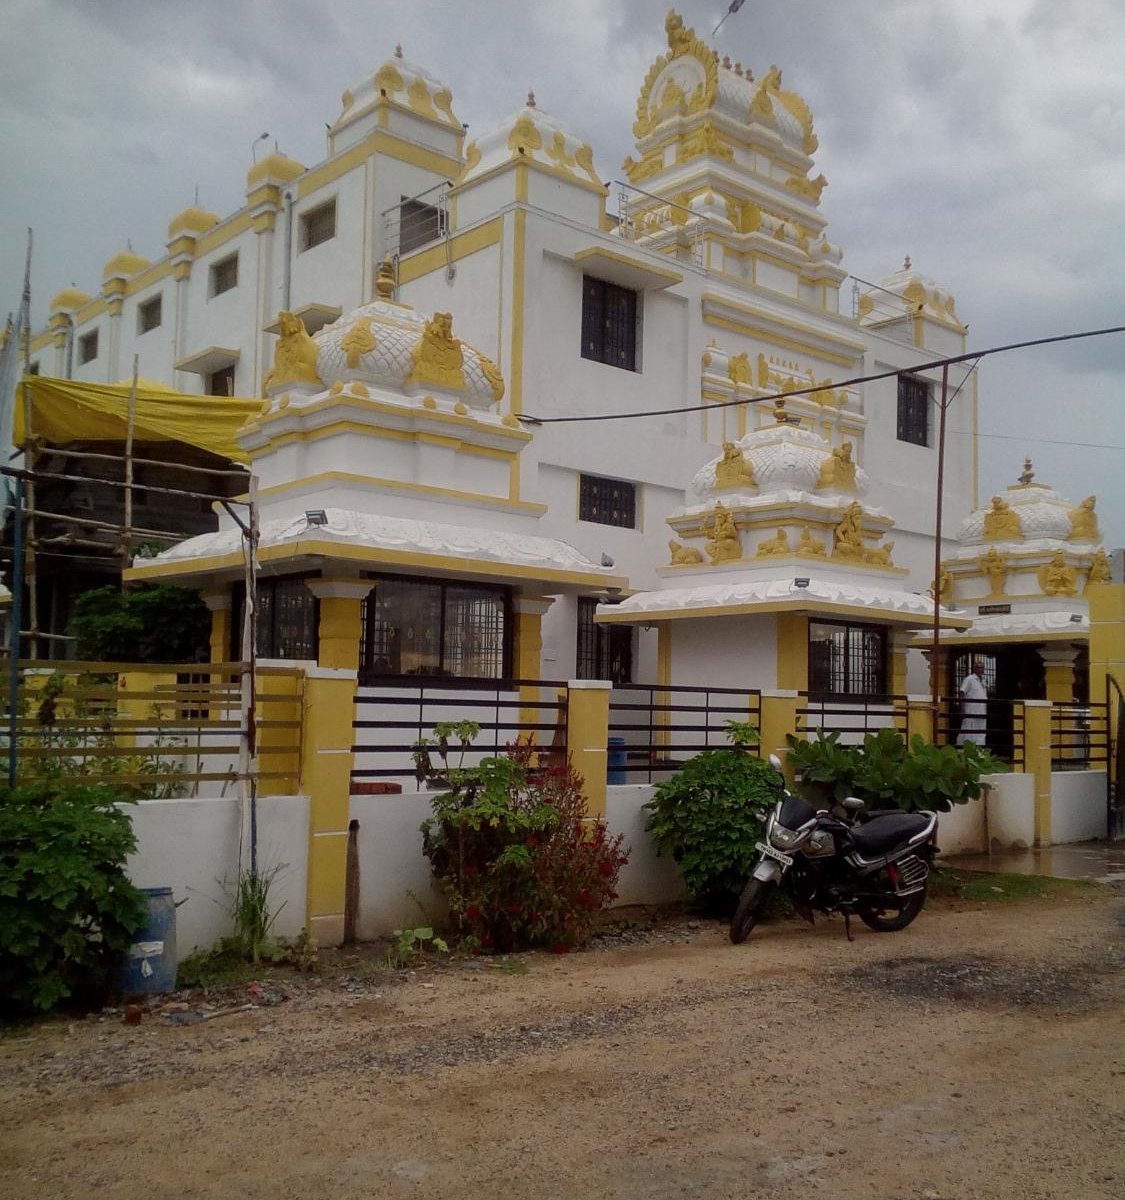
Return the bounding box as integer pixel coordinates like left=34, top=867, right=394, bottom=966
left=281, top=188, right=295, bottom=311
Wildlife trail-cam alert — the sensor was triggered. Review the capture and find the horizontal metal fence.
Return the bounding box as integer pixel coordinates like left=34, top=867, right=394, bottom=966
left=797, top=693, right=908, bottom=743
left=1, top=660, right=301, bottom=795
left=934, top=695, right=1025, bottom=768
left=1051, top=701, right=1108, bottom=770
left=607, top=684, right=762, bottom=784
left=352, top=677, right=568, bottom=785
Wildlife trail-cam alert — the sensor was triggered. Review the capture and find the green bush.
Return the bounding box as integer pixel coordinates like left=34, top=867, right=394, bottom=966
left=69, top=584, right=210, bottom=663
left=785, top=728, right=1007, bottom=813
left=0, top=783, right=146, bottom=1016
left=644, top=745, right=782, bottom=913
left=421, top=742, right=629, bottom=953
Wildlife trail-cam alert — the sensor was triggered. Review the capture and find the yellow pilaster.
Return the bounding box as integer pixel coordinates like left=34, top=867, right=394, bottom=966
left=202, top=591, right=232, bottom=664
left=513, top=596, right=553, bottom=727
left=300, top=579, right=367, bottom=946
left=566, top=680, right=610, bottom=819
left=1088, top=582, right=1125, bottom=800
left=775, top=613, right=808, bottom=691
left=890, top=629, right=913, bottom=698
left=906, top=696, right=936, bottom=747
left=1022, top=700, right=1053, bottom=847
left=656, top=623, right=672, bottom=749
left=759, top=690, right=800, bottom=781
left=1040, top=646, right=1078, bottom=704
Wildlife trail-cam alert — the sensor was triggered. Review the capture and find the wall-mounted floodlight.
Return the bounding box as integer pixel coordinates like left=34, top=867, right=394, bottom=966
left=305, top=509, right=328, bottom=527
left=793, top=577, right=810, bottom=589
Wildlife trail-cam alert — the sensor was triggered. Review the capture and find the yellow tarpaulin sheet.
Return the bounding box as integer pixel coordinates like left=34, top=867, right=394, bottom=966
left=14, top=376, right=261, bottom=464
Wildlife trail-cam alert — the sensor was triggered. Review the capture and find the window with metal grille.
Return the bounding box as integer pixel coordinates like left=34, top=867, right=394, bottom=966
left=576, top=597, right=633, bottom=684
left=230, top=577, right=319, bottom=660
left=209, top=254, right=238, bottom=296
left=207, top=364, right=236, bottom=396
left=78, top=330, right=98, bottom=364
left=581, top=275, right=638, bottom=371
left=897, top=374, right=930, bottom=446
left=137, top=295, right=162, bottom=335
left=361, top=577, right=510, bottom=680
left=579, top=473, right=636, bottom=528
left=952, top=652, right=996, bottom=697
left=300, top=199, right=337, bottom=251
left=399, top=197, right=442, bottom=254
left=809, top=620, right=888, bottom=696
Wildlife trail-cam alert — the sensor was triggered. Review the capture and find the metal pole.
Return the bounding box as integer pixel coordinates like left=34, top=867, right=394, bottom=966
left=238, top=476, right=260, bottom=875
left=930, top=364, right=950, bottom=720
left=121, top=356, right=139, bottom=587
left=7, top=475, right=24, bottom=787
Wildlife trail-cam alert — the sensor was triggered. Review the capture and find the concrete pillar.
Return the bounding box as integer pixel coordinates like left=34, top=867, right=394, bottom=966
left=906, top=694, right=936, bottom=747
left=759, top=689, right=800, bottom=780
left=1039, top=645, right=1079, bottom=704
left=656, top=623, right=672, bottom=750
left=513, top=596, right=553, bottom=728
left=775, top=613, right=809, bottom=691
left=1088, top=581, right=1125, bottom=801
left=566, top=680, right=610, bottom=819
left=1021, top=699, right=1052, bottom=847
left=890, top=629, right=913, bottom=698
left=299, top=578, right=368, bottom=947
left=201, top=590, right=232, bottom=664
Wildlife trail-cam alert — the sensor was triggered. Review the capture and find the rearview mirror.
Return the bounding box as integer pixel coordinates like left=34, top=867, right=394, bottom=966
left=768, top=753, right=783, bottom=771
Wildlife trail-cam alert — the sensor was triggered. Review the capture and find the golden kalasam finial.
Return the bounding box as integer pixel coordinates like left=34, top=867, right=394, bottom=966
left=394, top=43, right=403, bottom=58
left=375, top=256, right=396, bottom=300
left=903, top=254, right=912, bottom=271
left=527, top=90, right=536, bottom=108
left=1018, top=457, right=1034, bottom=485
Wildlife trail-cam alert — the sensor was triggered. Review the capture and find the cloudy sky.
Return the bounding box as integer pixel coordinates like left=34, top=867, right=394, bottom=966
left=2, top=0, right=1123, bottom=545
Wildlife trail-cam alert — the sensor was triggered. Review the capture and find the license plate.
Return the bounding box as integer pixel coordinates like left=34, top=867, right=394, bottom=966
left=756, top=841, right=793, bottom=867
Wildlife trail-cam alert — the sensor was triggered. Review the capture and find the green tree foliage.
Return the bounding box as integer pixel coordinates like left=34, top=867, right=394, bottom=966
left=0, top=783, right=146, bottom=1015
left=644, top=742, right=781, bottom=913
left=69, top=584, right=210, bottom=663
left=784, top=728, right=1007, bottom=812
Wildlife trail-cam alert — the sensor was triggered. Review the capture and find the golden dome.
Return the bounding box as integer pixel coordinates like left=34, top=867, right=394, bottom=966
left=167, top=206, right=219, bottom=239
left=246, top=151, right=305, bottom=190
left=49, top=287, right=91, bottom=312
left=102, top=250, right=151, bottom=282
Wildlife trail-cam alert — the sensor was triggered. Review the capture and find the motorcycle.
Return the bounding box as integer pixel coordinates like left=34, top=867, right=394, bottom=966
left=729, top=754, right=939, bottom=945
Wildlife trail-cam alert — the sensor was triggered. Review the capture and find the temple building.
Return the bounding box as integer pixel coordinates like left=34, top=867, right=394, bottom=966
left=22, top=11, right=1009, bottom=701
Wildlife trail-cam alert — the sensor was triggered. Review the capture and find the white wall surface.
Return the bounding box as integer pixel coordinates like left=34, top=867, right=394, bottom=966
left=1049, top=770, right=1106, bottom=844
left=124, top=794, right=309, bottom=961
left=606, top=784, right=686, bottom=906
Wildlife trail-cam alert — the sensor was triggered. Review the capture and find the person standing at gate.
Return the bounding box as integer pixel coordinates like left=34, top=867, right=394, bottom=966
left=957, top=659, right=988, bottom=747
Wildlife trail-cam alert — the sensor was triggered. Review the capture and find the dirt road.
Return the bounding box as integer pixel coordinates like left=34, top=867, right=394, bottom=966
left=2, top=890, right=1123, bottom=1200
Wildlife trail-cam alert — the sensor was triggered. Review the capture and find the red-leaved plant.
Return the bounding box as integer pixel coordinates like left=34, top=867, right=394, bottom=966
left=420, top=738, right=628, bottom=953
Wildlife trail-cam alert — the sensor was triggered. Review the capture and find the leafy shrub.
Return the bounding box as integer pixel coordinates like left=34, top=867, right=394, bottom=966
left=69, top=584, right=210, bottom=663
left=0, top=782, right=146, bottom=1015
left=644, top=741, right=782, bottom=913
left=785, top=728, right=1007, bottom=813
left=421, top=741, right=629, bottom=953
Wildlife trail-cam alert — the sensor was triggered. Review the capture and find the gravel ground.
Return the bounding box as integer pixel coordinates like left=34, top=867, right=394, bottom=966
left=2, top=890, right=1123, bottom=1200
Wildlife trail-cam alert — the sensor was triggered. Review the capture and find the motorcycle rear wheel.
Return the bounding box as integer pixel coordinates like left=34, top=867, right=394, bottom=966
left=857, top=886, right=926, bottom=932
left=729, top=878, right=775, bottom=944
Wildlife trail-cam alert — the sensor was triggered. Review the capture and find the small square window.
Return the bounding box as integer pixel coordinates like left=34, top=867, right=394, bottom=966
left=79, top=330, right=99, bottom=364
left=897, top=374, right=930, bottom=446
left=399, top=197, right=443, bottom=254
left=208, top=364, right=236, bottom=396
left=209, top=254, right=238, bottom=297
left=809, top=620, right=888, bottom=697
left=581, top=275, right=639, bottom=371
left=300, top=199, right=336, bottom=251
left=579, top=473, right=636, bottom=529
left=137, top=295, right=162, bottom=335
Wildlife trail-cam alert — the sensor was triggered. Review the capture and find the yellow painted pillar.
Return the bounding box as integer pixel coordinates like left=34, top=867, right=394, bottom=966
left=1022, top=700, right=1053, bottom=847
left=1039, top=646, right=1078, bottom=703
left=906, top=695, right=935, bottom=747
left=566, top=680, right=610, bottom=819
left=759, top=689, right=800, bottom=781
left=513, top=596, right=553, bottom=727
left=890, top=629, right=913, bottom=699
left=300, top=579, right=368, bottom=947
left=201, top=591, right=232, bottom=665
left=1088, top=581, right=1125, bottom=801
left=656, top=623, right=672, bottom=750
left=775, top=613, right=809, bottom=691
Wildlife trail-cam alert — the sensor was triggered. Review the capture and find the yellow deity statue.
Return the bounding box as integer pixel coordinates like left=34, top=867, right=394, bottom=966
left=714, top=442, right=755, bottom=489
left=409, top=311, right=465, bottom=391
left=1068, top=495, right=1100, bottom=541
left=1038, top=551, right=1077, bottom=597
left=832, top=501, right=865, bottom=559
left=704, top=503, right=741, bottom=564
left=931, top=566, right=954, bottom=607
left=1086, top=548, right=1111, bottom=587
left=668, top=539, right=704, bottom=565
left=863, top=540, right=895, bottom=567
left=983, top=495, right=1021, bottom=540
left=817, top=441, right=857, bottom=491
left=798, top=525, right=826, bottom=557
left=980, top=547, right=1007, bottom=596
left=728, top=353, right=752, bottom=386
left=263, top=311, right=322, bottom=395
left=756, top=527, right=791, bottom=557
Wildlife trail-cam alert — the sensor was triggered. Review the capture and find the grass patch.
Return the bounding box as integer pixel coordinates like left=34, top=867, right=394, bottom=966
left=930, top=867, right=1100, bottom=903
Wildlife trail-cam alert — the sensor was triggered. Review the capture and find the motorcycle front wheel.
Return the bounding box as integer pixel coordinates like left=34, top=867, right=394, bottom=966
left=857, top=886, right=926, bottom=932
left=729, top=878, right=776, bottom=944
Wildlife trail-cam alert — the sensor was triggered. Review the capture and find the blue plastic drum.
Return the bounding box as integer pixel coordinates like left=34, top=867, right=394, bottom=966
left=119, top=886, right=178, bottom=997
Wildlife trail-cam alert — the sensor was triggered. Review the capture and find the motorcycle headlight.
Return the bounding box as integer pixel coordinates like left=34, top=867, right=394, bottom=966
left=770, top=825, right=799, bottom=849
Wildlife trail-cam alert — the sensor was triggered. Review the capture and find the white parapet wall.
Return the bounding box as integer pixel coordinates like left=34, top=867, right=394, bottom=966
left=983, top=771, right=1036, bottom=850
left=1049, top=770, right=1107, bottom=845
left=934, top=793, right=987, bottom=856
left=606, top=784, right=687, bottom=906
left=124, top=794, right=309, bottom=962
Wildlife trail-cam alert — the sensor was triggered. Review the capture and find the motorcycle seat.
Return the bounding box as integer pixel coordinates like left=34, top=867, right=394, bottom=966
left=850, top=811, right=932, bottom=855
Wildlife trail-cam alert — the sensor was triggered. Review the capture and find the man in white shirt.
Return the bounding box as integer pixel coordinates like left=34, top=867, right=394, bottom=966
left=957, top=659, right=988, bottom=747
